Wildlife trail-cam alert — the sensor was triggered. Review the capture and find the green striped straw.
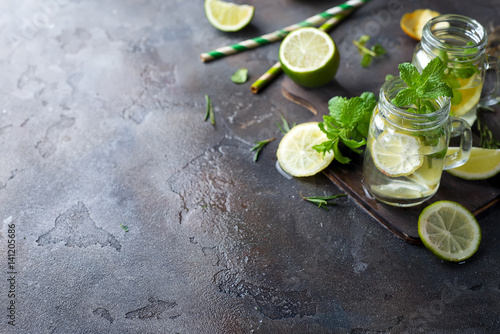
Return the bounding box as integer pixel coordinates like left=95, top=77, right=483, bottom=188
left=250, top=13, right=349, bottom=94
left=200, top=0, right=371, bottom=63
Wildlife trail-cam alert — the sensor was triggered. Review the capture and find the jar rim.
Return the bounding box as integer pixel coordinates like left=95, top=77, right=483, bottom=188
left=422, top=14, right=486, bottom=58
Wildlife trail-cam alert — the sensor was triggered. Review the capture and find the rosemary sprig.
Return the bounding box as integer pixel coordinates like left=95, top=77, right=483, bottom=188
left=477, top=112, right=500, bottom=149
left=204, top=94, right=215, bottom=125
left=276, top=113, right=296, bottom=134
left=251, top=137, right=276, bottom=162
left=300, top=192, right=347, bottom=210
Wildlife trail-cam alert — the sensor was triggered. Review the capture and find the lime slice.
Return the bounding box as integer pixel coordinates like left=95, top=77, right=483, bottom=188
left=371, top=131, right=423, bottom=177
left=276, top=122, right=334, bottom=177
left=418, top=200, right=481, bottom=262
left=450, top=77, right=482, bottom=117
left=279, top=27, right=340, bottom=88
left=446, top=147, right=500, bottom=180
left=204, top=0, right=254, bottom=32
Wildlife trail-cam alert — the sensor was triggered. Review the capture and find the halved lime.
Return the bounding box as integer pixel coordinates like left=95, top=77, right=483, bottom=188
left=371, top=131, right=423, bottom=177
left=446, top=147, right=500, bottom=180
left=276, top=122, right=334, bottom=177
left=204, top=0, right=254, bottom=32
left=279, top=27, right=340, bottom=88
left=418, top=200, right=481, bottom=262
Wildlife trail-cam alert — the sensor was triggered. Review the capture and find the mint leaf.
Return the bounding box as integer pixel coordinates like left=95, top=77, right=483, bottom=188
left=231, top=68, right=248, bottom=84
left=398, top=62, right=419, bottom=87
left=392, top=88, right=418, bottom=106
left=357, top=92, right=377, bottom=137
left=361, top=54, right=373, bottom=67
left=372, top=44, right=386, bottom=57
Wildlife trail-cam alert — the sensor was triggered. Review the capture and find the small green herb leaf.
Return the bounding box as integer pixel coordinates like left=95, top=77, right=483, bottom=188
left=231, top=68, right=248, bottom=84
left=120, top=224, right=129, bottom=232
left=300, top=192, right=347, bottom=210
left=277, top=114, right=296, bottom=134
left=204, top=94, right=215, bottom=125
left=250, top=137, right=275, bottom=162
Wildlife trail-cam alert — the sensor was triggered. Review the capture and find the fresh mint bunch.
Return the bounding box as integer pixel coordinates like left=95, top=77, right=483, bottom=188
left=392, top=57, right=453, bottom=114
left=314, top=92, right=377, bottom=163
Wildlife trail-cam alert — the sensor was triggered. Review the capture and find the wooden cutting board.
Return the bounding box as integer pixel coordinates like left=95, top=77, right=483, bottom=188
left=282, top=77, right=500, bottom=244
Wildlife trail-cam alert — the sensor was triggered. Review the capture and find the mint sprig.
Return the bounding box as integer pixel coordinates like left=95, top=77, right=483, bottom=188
left=392, top=57, right=453, bottom=114
left=353, top=35, right=386, bottom=68
left=314, top=92, right=377, bottom=163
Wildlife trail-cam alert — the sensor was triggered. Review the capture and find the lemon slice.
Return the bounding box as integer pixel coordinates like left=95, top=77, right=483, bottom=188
left=400, top=9, right=441, bottom=40
left=418, top=200, right=481, bottom=262
left=204, top=0, right=254, bottom=32
left=371, top=131, right=423, bottom=177
left=450, top=77, right=482, bottom=117
left=279, top=27, right=340, bottom=88
left=276, top=122, right=334, bottom=177
left=446, top=147, right=500, bottom=180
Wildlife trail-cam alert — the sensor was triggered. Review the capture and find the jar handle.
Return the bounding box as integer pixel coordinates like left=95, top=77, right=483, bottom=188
left=479, top=55, right=500, bottom=107
left=444, top=117, right=472, bottom=170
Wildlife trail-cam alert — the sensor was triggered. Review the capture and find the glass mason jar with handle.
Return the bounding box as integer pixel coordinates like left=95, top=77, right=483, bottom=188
left=362, top=77, right=472, bottom=207
left=412, top=14, right=500, bottom=126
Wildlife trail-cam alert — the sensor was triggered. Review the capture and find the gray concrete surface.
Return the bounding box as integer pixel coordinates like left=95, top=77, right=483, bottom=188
left=1, top=0, right=500, bottom=333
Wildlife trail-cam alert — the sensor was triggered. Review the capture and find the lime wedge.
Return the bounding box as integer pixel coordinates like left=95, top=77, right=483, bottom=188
left=279, top=27, right=340, bottom=88
left=276, top=122, right=334, bottom=177
left=446, top=147, right=500, bottom=180
left=418, top=200, right=481, bottom=262
left=371, top=131, right=423, bottom=177
left=204, top=0, right=254, bottom=32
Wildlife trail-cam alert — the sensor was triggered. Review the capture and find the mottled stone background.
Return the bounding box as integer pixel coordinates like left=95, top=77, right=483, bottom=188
left=0, top=0, right=499, bottom=333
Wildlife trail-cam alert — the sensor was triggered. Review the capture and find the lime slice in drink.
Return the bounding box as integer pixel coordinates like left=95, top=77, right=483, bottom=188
left=446, top=147, right=500, bottom=180
left=276, top=122, right=334, bottom=177
left=418, top=200, right=481, bottom=262
left=204, top=0, right=254, bottom=32
left=279, top=27, right=340, bottom=88
left=371, top=131, right=423, bottom=177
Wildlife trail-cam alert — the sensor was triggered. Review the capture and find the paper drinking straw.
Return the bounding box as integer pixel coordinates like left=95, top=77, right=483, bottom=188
left=200, top=0, right=371, bottom=63
left=250, top=13, right=349, bottom=94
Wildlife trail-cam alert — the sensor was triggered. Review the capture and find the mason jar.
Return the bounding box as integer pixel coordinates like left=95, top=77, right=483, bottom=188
left=362, top=77, right=472, bottom=207
left=412, top=14, right=500, bottom=126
